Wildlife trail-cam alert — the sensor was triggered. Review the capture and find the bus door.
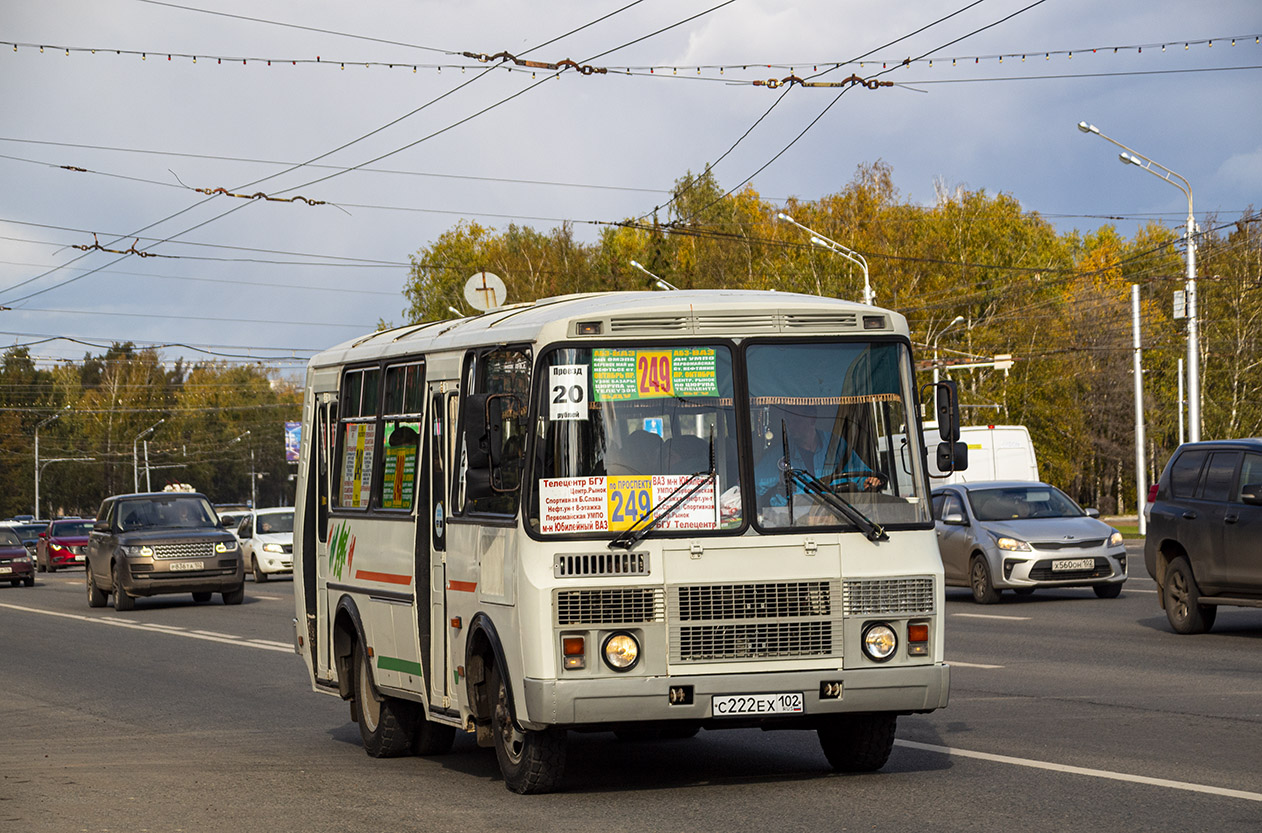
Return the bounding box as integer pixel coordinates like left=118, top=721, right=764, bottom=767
left=312, top=392, right=337, bottom=681
left=425, top=383, right=457, bottom=712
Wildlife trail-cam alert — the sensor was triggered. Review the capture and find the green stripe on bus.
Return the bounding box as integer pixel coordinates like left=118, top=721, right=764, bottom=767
left=376, top=655, right=423, bottom=676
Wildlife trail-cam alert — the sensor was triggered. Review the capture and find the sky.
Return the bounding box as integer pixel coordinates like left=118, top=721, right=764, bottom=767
left=1, top=0, right=1259, bottom=377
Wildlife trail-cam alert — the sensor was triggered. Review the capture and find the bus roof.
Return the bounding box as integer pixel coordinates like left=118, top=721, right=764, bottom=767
left=309, top=289, right=906, bottom=369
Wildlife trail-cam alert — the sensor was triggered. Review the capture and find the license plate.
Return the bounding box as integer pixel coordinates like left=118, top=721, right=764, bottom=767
left=0, top=566, right=10, bottom=574
left=1052, top=557, right=1094, bottom=572
left=712, top=692, right=804, bottom=717
left=169, top=561, right=204, bottom=572
left=75, top=555, right=85, bottom=562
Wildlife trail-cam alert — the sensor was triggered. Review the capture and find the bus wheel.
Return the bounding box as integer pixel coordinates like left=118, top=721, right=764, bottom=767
left=353, top=643, right=413, bottom=757
left=488, top=662, right=565, bottom=794
left=817, top=713, right=897, bottom=772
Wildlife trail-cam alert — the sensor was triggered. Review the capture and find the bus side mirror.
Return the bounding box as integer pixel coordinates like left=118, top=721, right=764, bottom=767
left=937, top=441, right=968, bottom=472
left=935, top=380, right=961, bottom=442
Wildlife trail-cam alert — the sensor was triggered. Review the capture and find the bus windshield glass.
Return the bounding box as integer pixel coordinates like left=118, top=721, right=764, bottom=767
left=527, top=345, right=741, bottom=536
left=745, top=340, right=929, bottom=531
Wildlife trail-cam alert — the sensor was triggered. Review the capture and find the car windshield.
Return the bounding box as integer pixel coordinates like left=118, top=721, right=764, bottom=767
left=255, top=511, right=294, bottom=534
left=0, top=529, right=22, bottom=546
left=967, top=486, right=1084, bottom=521
left=745, top=341, right=929, bottom=530
left=53, top=521, right=93, bottom=536
left=118, top=496, right=218, bottom=530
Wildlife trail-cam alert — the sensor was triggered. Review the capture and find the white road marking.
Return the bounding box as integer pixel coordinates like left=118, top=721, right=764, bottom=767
left=1125, top=588, right=1159, bottom=594
left=0, top=602, right=290, bottom=653
left=896, top=739, right=1262, bottom=802
left=951, top=613, right=1031, bottom=621
left=949, top=660, right=1004, bottom=669
left=250, top=593, right=284, bottom=600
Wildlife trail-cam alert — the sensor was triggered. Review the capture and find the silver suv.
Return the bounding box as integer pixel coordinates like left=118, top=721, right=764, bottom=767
left=85, top=492, right=245, bottom=610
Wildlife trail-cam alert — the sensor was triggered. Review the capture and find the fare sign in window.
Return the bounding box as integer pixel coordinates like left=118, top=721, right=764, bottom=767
left=539, top=475, right=717, bottom=534
left=340, top=423, right=376, bottom=508
left=592, top=348, right=718, bottom=401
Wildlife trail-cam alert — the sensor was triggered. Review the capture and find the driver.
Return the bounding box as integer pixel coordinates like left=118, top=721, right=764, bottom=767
left=754, top=404, right=881, bottom=508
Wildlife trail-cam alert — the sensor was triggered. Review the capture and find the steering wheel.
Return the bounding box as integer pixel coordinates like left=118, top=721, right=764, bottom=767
left=822, top=470, right=887, bottom=492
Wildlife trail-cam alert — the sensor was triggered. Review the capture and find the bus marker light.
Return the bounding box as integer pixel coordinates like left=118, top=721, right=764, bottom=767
left=668, top=685, right=693, bottom=705
left=562, top=636, right=586, bottom=669
left=450, top=617, right=462, bottom=630
left=820, top=681, right=843, bottom=699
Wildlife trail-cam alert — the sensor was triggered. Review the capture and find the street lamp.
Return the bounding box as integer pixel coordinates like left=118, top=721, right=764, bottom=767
left=933, top=316, right=966, bottom=386
left=39, top=457, right=95, bottom=518
left=230, top=431, right=256, bottom=507
left=777, top=212, right=872, bottom=305
left=33, top=407, right=69, bottom=517
left=1078, top=121, right=1200, bottom=441
left=133, top=418, right=165, bottom=492
left=630, top=260, right=679, bottom=291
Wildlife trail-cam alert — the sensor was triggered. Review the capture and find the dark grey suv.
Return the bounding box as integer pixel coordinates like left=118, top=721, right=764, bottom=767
left=1144, top=439, right=1262, bottom=633
left=85, top=492, right=245, bottom=610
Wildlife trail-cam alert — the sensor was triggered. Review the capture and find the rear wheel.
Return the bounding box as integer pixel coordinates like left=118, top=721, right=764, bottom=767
left=1164, top=558, right=1217, bottom=634
left=970, top=556, right=1001, bottom=604
left=353, top=642, right=413, bottom=757
left=86, top=569, right=107, bottom=607
left=489, top=661, right=566, bottom=793
left=818, top=713, right=897, bottom=772
left=112, top=561, right=136, bottom=611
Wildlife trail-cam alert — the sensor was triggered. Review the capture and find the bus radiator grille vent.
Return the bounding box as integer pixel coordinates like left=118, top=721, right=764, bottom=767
left=841, top=577, right=935, bottom=616
left=673, top=621, right=833, bottom=662
left=608, top=315, right=690, bottom=334
left=151, top=542, right=217, bottom=560
left=691, top=313, right=781, bottom=334
left=673, top=581, right=833, bottom=621
left=783, top=312, right=859, bottom=331
left=554, top=551, right=649, bottom=578
left=555, top=587, right=665, bottom=625
left=667, top=581, right=840, bottom=663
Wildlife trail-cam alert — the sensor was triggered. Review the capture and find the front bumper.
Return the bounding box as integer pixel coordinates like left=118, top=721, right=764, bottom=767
left=121, top=557, right=244, bottom=597
left=520, top=663, right=950, bottom=729
left=994, top=548, right=1127, bottom=589
left=0, top=560, right=34, bottom=580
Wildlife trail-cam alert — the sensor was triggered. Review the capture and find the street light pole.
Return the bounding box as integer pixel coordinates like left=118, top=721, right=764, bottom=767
left=133, top=418, right=165, bottom=492
left=776, top=213, right=872, bottom=305
left=33, top=409, right=67, bottom=518
left=1078, top=121, right=1199, bottom=441
left=1132, top=285, right=1147, bottom=535
left=933, top=316, right=966, bottom=387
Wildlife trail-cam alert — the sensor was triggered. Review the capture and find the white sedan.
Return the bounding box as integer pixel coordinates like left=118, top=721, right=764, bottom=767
left=236, top=508, right=294, bottom=582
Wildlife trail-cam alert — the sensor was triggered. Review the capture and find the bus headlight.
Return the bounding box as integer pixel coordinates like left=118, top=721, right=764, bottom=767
left=861, top=623, right=898, bottom=662
left=602, top=632, right=640, bottom=672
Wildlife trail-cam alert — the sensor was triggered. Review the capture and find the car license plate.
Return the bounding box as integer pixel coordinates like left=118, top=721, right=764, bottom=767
left=712, top=692, right=804, bottom=717
left=75, top=555, right=85, bottom=562
left=169, top=561, right=204, bottom=572
left=0, top=566, right=11, bottom=574
left=1052, top=557, right=1094, bottom=572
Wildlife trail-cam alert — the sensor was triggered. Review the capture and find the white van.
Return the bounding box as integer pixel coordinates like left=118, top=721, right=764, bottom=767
left=925, top=424, right=1038, bottom=484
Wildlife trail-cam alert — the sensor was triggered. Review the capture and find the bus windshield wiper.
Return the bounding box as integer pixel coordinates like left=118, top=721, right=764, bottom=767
left=609, top=433, right=716, bottom=551
left=785, top=467, right=888, bottom=543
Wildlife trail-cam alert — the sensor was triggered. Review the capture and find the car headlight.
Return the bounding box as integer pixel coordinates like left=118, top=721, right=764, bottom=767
left=123, top=545, right=154, bottom=558
left=862, top=623, right=898, bottom=662
left=262, top=543, right=285, bottom=554
left=602, top=632, right=640, bottom=671
left=215, top=540, right=238, bottom=553
left=1108, top=530, right=1124, bottom=548
left=995, top=536, right=1031, bottom=551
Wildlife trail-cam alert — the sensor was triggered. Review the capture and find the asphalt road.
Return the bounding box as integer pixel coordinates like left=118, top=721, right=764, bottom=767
left=3, top=542, right=1260, bottom=832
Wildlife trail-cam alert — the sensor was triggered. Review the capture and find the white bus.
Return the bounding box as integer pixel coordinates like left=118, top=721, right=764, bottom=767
left=292, top=290, right=959, bottom=793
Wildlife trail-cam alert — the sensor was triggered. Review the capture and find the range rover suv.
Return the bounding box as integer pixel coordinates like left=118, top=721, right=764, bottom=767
left=1144, top=439, right=1262, bottom=633
left=85, top=492, right=245, bottom=610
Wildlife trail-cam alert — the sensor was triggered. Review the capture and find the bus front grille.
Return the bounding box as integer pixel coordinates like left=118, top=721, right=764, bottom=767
left=555, top=587, right=665, bottom=625
left=668, top=580, right=841, bottom=664
left=841, top=577, right=935, bottom=616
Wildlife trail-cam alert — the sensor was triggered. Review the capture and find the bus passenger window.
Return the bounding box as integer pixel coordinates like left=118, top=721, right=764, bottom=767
left=335, top=366, right=381, bottom=510
left=376, top=361, right=424, bottom=511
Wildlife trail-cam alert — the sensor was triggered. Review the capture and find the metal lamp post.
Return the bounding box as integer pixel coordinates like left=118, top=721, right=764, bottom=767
left=1078, top=121, right=1199, bottom=441
left=33, top=408, right=68, bottom=517
left=777, top=212, right=872, bottom=305
left=933, top=316, right=966, bottom=386
left=133, top=418, right=165, bottom=492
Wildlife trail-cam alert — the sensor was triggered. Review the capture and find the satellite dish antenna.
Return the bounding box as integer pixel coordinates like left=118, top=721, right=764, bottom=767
left=464, top=271, right=506, bottom=311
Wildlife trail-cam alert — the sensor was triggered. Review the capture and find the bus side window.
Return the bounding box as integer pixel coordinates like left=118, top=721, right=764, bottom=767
left=334, top=366, right=381, bottom=510
left=376, top=361, right=424, bottom=512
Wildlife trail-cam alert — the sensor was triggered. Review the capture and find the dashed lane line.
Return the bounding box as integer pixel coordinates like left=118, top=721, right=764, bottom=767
left=949, top=660, right=1004, bottom=669
left=951, top=613, right=1031, bottom=621
left=896, top=739, right=1262, bottom=803
left=0, top=602, right=291, bottom=653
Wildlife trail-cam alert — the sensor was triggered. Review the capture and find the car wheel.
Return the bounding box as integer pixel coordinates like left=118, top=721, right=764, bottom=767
left=353, top=642, right=413, bottom=757
left=1164, top=558, right=1217, bottom=634
left=817, top=713, right=897, bottom=772
left=112, top=561, right=136, bottom=611
left=222, top=585, right=245, bottom=605
left=970, top=556, right=1001, bottom=604
left=22, top=574, right=34, bottom=587
left=489, top=660, right=566, bottom=793
left=191, top=591, right=212, bottom=603
left=9, top=579, right=19, bottom=587
left=86, top=568, right=107, bottom=607
left=1093, top=583, right=1123, bottom=599
left=252, top=556, right=268, bottom=583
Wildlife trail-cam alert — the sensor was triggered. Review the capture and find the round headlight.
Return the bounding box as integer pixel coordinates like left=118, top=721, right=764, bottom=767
left=602, top=632, right=640, bottom=671
left=862, top=623, right=898, bottom=662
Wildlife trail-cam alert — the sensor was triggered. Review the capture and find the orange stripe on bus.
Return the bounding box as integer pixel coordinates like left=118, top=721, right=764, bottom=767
left=448, top=580, right=477, bottom=593
left=354, top=570, right=412, bottom=585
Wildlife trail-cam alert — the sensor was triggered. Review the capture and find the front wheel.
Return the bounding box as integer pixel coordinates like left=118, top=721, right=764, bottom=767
left=252, top=556, right=269, bottom=583
left=818, top=713, right=897, bottom=772
left=222, top=585, right=245, bottom=605
left=22, top=575, right=34, bottom=587
left=353, top=643, right=413, bottom=757
left=970, top=556, right=1001, bottom=604
left=489, top=662, right=566, bottom=794
left=1164, top=558, right=1217, bottom=634
left=112, top=561, right=136, bottom=611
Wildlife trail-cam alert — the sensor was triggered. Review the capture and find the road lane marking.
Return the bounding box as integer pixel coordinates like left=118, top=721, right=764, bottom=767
left=951, top=613, right=1031, bottom=621
left=0, top=602, right=290, bottom=653
left=250, top=594, right=284, bottom=600
left=949, top=661, right=1004, bottom=669
left=896, top=739, right=1262, bottom=802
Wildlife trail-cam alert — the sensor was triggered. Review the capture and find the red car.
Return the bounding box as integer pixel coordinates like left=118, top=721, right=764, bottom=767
left=36, top=518, right=94, bottom=572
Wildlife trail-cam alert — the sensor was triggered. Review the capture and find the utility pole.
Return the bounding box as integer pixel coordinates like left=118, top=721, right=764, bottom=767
left=1132, top=285, right=1147, bottom=535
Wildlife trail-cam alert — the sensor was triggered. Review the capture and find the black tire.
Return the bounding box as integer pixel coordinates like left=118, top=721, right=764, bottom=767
left=86, top=568, right=107, bottom=607
left=1093, top=583, right=1123, bottom=599
left=252, top=556, right=268, bottom=583
left=1164, top=558, right=1217, bottom=634
left=412, top=717, right=457, bottom=756
left=489, top=661, right=566, bottom=794
left=222, top=585, right=245, bottom=605
left=112, top=561, right=136, bottom=611
left=9, top=579, right=19, bottom=587
left=353, top=643, right=413, bottom=757
left=191, top=591, right=212, bottom=603
left=1013, top=588, right=1035, bottom=597
left=818, top=713, right=898, bottom=772
left=23, top=575, right=34, bottom=587
left=970, top=556, right=1001, bottom=604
